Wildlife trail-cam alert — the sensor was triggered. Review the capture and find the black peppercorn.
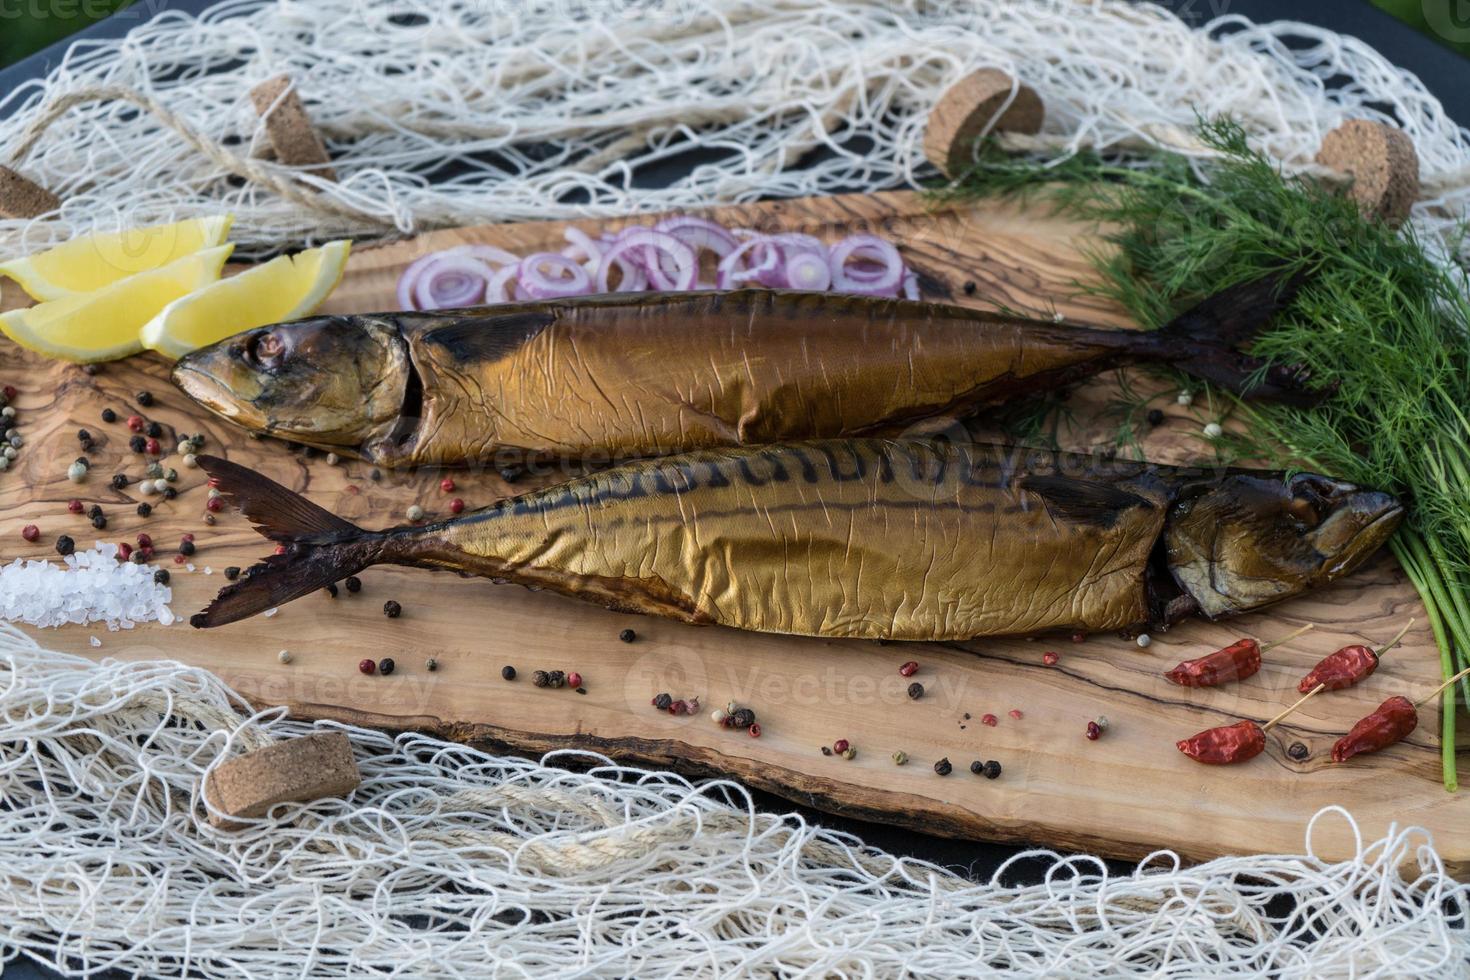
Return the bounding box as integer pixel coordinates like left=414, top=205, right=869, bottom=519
left=179, top=539, right=196, bottom=556
left=383, top=599, right=402, bottom=618
left=970, top=760, right=985, bottom=775
left=345, top=576, right=362, bottom=593
left=128, top=435, right=146, bottom=453
left=221, top=566, right=239, bottom=581
left=91, top=515, right=107, bottom=530
left=55, top=535, right=75, bottom=556
left=324, top=583, right=339, bottom=598
left=153, top=568, right=170, bottom=585
left=136, top=503, right=152, bottom=517
left=963, top=280, right=977, bottom=295
left=821, top=746, right=833, bottom=756
left=619, top=628, right=636, bottom=643
left=162, top=487, right=177, bottom=500
left=145, top=421, right=162, bottom=438
left=88, top=505, right=103, bottom=519
left=1287, top=742, right=1310, bottom=761
left=111, top=473, right=129, bottom=490
left=77, top=428, right=92, bottom=444
left=652, top=692, right=672, bottom=710
left=501, top=665, right=516, bottom=681
left=136, top=391, right=153, bottom=407
left=378, top=657, right=396, bottom=676
left=982, top=760, right=1001, bottom=779
left=933, top=757, right=952, bottom=776
left=1147, top=408, right=1165, bottom=427
left=101, top=408, right=117, bottom=424
left=730, top=707, right=756, bottom=729
left=907, top=681, right=924, bottom=700
left=132, top=551, right=147, bottom=565
left=533, top=670, right=551, bottom=688
left=547, top=670, right=566, bottom=689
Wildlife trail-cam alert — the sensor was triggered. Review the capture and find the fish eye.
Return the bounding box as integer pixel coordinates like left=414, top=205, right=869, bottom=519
left=246, top=331, right=287, bottom=369
left=1287, top=496, right=1320, bottom=528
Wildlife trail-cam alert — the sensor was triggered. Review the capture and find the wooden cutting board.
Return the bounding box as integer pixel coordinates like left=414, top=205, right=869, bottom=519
left=1, top=190, right=1465, bottom=871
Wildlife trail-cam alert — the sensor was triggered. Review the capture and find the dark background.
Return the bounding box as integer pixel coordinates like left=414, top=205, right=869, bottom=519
left=1, top=1, right=1465, bottom=976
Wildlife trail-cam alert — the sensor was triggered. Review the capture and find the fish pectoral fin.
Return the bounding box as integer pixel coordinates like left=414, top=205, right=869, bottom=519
left=419, top=310, right=555, bottom=362
left=1018, top=474, right=1151, bottom=528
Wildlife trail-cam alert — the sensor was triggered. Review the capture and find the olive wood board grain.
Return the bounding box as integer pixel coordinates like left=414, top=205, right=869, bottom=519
left=1, top=189, right=1465, bottom=872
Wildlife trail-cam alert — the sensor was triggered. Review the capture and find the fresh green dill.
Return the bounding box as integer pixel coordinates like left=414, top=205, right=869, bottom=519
left=936, top=119, right=1470, bottom=790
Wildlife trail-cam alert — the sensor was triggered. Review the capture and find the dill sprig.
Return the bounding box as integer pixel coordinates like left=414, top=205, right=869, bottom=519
left=936, top=119, right=1470, bottom=790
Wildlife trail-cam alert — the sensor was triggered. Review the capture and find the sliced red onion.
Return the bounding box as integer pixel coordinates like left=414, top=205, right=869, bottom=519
left=599, top=230, right=696, bottom=292
left=486, top=263, right=520, bottom=304
left=715, top=237, right=780, bottom=289
left=902, top=271, right=920, bottom=301
left=519, top=251, right=592, bottom=299
left=785, top=250, right=833, bottom=291
left=395, top=251, right=441, bottom=311
left=411, top=253, right=499, bottom=310
left=562, top=227, right=603, bottom=269
left=829, top=234, right=903, bottom=297
left=656, top=215, right=739, bottom=259
left=452, top=243, right=520, bottom=267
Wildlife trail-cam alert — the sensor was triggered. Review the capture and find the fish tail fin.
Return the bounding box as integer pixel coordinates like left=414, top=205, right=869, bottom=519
left=189, top=455, right=382, bottom=628
left=1154, top=269, right=1323, bottom=404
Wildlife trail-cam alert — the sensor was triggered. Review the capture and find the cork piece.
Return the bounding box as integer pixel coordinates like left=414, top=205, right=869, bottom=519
left=249, top=75, right=337, bottom=180
left=923, top=68, right=1044, bottom=177
left=203, top=731, right=360, bottom=826
left=1315, top=119, right=1419, bottom=226
left=0, top=165, right=61, bottom=219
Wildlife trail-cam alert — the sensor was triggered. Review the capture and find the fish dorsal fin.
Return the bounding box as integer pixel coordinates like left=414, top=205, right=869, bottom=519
left=1019, top=474, right=1151, bottom=528
left=417, top=310, right=556, bottom=362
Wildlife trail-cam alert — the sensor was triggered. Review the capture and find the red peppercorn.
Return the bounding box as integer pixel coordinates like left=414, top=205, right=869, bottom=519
left=440, top=477, right=455, bottom=493
left=67, top=499, right=84, bottom=514
left=181, top=533, right=195, bottom=543
left=1008, top=709, right=1024, bottom=720
left=358, top=658, right=376, bottom=675
left=981, top=713, right=998, bottom=727
left=144, top=438, right=161, bottom=455
left=21, top=524, right=39, bottom=542
left=1086, top=721, right=1102, bottom=740
left=205, top=496, right=224, bottom=512
left=127, top=415, right=145, bottom=432
left=668, top=699, right=687, bottom=716
left=833, top=738, right=850, bottom=754
left=567, top=671, right=583, bottom=688
left=898, top=660, right=918, bottom=677
left=207, top=477, right=221, bottom=488
left=2, top=385, right=16, bottom=401
left=136, top=532, right=153, bottom=548
left=1071, top=632, right=1087, bottom=643
left=117, top=542, right=133, bottom=561
left=1043, top=651, right=1059, bottom=666
left=174, top=554, right=187, bottom=564
left=449, top=498, right=465, bottom=515
left=137, top=546, right=154, bottom=560
left=748, top=723, right=762, bottom=738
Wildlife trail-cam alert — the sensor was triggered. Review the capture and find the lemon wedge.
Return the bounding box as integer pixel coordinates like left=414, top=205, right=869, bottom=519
left=141, top=240, right=352, bottom=360
left=0, top=245, right=234, bottom=363
left=0, top=214, right=234, bottom=302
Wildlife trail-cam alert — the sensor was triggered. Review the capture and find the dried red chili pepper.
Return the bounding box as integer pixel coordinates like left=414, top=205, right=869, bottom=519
left=1177, top=683, right=1325, bottom=765
left=1297, top=619, right=1413, bottom=693
left=1332, top=666, right=1470, bottom=763
left=1166, top=624, right=1313, bottom=688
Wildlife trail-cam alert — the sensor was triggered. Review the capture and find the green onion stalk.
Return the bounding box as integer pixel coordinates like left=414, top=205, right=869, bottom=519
left=936, top=120, right=1470, bottom=790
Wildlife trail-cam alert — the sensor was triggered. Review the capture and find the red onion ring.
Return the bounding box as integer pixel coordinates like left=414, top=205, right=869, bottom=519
left=411, top=253, right=499, bottom=310
left=829, top=234, right=903, bottom=296
left=453, top=243, right=520, bottom=267
left=785, top=250, right=833, bottom=291
left=519, top=252, right=592, bottom=299
left=715, top=238, right=780, bottom=289
left=486, top=263, right=520, bottom=304
left=395, top=252, right=440, bottom=311
left=562, top=227, right=603, bottom=270
left=599, top=230, right=696, bottom=292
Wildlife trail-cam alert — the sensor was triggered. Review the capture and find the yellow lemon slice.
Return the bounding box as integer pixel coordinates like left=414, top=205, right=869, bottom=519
left=0, top=214, right=234, bottom=302
left=0, top=245, right=234, bottom=363
left=141, top=240, right=352, bottom=360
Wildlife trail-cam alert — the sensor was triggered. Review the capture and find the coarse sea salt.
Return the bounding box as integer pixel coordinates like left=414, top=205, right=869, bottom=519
left=0, top=544, right=174, bottom=631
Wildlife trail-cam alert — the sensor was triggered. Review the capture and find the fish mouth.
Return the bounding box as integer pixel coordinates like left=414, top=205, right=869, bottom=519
left=171, top=358, right=258, bottom=427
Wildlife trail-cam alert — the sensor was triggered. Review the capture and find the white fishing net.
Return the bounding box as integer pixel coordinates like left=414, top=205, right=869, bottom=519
left=3, top=1, right=1470, bottom=974
left=0, top=0, right=1466, bottom=262
left=0, top=623, right=1466, bottom=978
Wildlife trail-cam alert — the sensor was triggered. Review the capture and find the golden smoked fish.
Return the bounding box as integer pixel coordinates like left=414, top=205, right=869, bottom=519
left=190, top=439, right=1399, bottom=640
left=172, top=279, right=1313, bottom=468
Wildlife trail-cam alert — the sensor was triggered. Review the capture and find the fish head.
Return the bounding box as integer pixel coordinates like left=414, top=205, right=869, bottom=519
left=172, top=315, right=410, bottom=453
left=1165, top=471, right=1402, bottom=618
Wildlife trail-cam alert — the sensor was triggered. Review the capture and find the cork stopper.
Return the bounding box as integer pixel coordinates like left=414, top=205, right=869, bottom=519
left=203, top=731, right=360, bottom=827
left=249, top=75, right=337, bottom=180
left=923, top=68, right=1044, bottom=177
left=1315, top=119, right=1419, bottom=226
left=0, top=165, right=61, bottom=219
